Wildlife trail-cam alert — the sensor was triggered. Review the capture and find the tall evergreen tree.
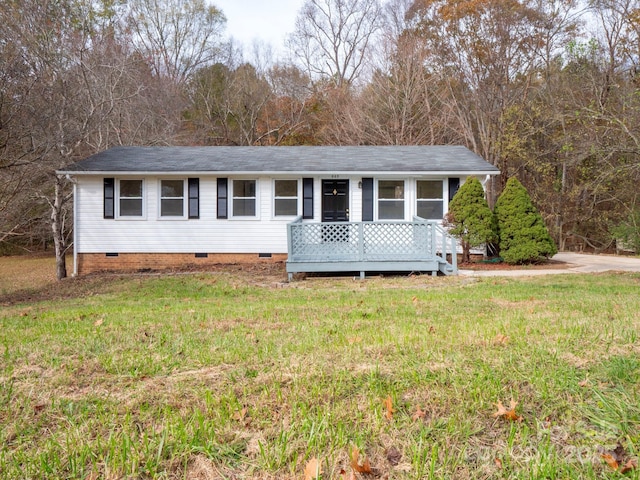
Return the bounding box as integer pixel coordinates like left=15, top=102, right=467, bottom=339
left=494, top=177, right=557, bottom=264
left=445, top=177, right=496, bottom=263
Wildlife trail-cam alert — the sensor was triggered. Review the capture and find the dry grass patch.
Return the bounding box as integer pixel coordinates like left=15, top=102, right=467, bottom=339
left=0, top=262, right=639, bottom=479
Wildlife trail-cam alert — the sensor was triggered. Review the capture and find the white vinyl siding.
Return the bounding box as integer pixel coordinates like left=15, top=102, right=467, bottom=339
left=75, top=175, right=464, bottom=256
left=78, top=177, right=290, bottom=254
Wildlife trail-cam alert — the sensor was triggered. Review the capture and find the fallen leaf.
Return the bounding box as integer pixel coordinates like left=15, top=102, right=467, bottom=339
left=494, top=457, right=502, bottom=469
left=386, top=446, right=402, bottom=466
left=347, top=336, right=362, bottom=344
left=339, top=468, right=356, bottom=480
left=383, top=396, right=394, bottom=420
left=412, top=405, right=426, bottom=420
left=601, top=453, right=619, bottom=470
left=233, top=407, right=251, bottom=426
left=493, top=399, right=522, bottom=422
left=412, top=296, right=418, bottom=304
left=94, top=318, right=104, bottom=327
left=601, top=443, right=637, bottom=473
left=493, top=334, right=509, bottom=345
left=578, top=379, right=589, bottom=387
left=350, top=447, right=373, bottom=474
left=620, top=459, right=638, bottom=474
left=304, top=457, right=322, bottom=480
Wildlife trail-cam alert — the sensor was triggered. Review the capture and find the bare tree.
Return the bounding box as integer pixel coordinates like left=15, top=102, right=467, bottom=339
left=261, top=64, right=315, bottom=145
left=127, top=0, right=226, bottom=84
left=356, top=0, right=459, bottom=145
left=0, top=0, right=185, bottom=277
left=187, top=62, right=273, bottom=145
left=287, top=0, right=383, bottom=88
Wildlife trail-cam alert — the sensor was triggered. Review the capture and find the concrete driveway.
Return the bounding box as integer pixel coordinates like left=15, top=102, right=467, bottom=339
left=459, top=252, right=640, bottom=277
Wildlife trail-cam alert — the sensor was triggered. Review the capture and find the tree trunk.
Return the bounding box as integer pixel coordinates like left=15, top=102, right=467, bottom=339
left=51, top=175, right=68, bottom=280
left=462, top=240, right=471, bottom=263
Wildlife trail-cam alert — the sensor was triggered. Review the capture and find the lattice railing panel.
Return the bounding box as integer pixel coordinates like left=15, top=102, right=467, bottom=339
left=290, top=222, right=360, bottom=258
left=287, top=217, right=458, bottom=274
left=289, top=221, right=441, bottom=261
left=362, top=222, right=433, bottom=258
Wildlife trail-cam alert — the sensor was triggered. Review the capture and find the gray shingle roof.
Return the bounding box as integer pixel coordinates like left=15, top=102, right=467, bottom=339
left=59, top=145, right=500, bottom=175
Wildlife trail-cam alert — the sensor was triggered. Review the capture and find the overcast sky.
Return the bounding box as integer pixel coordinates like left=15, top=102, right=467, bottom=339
left=213, top=0, right=305, bottom=54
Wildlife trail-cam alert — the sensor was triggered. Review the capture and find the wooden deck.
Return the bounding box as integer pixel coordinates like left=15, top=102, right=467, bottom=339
left=286, top=217, right=457, bottom=279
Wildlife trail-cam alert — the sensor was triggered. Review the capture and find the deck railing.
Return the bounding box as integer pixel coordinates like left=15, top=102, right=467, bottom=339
left=286, top=216, right=457, bottom=278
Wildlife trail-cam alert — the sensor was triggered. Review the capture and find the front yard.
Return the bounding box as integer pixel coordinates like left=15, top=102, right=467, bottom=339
left=0, top=256, right=638, bottom=478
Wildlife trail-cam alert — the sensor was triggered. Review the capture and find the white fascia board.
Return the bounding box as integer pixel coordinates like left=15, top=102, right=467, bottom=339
left=59, top=170, right=501, bottom=177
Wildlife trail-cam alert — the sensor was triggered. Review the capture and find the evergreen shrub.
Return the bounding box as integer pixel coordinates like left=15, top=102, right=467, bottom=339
left=445, top=177, right=496, bottom=263
left=494, top=177, right=557, bottom=264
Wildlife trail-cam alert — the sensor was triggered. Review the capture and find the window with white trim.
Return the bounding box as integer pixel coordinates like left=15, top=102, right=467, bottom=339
left=416, top=180, right=444, bottom=219
left=160, top=179, right=185, bottom=217
left=274, top=179, right=298, bottom=216
left=232, top=179, right=257, bottom=217
left=118, top=179, right=143, bottom=217
left=378, top=180, right=405, bottom=220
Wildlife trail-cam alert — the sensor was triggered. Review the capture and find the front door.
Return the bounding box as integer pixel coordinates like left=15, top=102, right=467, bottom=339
left=322, top=180, right=349, bottom=222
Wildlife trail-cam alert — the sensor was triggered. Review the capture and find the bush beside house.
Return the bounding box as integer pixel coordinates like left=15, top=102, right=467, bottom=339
left=445, top=177, right=496, bottom=263
left=494, top=177, right=557, bottom=264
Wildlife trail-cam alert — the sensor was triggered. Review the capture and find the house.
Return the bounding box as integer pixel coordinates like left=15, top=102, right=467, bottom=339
left=58, top=145, right=500, bottom=278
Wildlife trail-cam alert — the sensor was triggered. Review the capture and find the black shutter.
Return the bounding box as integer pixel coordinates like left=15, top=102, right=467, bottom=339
left=188, top=178, right=199, bottom=219
left=448, top=178, right=460, bottom=202
left=104, top=178, right=115, bottom=219
left=362, top=177, right=374, bottom=221
left=302, top=178, right=314, bottom=219
left=217, top=178, right=228, bottom=219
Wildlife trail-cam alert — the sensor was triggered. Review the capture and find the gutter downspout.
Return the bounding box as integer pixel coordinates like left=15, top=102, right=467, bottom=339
left=66, top=174, right=78, bottom=276
left=73, top=181, right=78, bottom=276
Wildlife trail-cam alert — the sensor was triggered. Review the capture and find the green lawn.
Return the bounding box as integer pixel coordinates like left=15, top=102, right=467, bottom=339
left=0, top=268, right=639, bottom=479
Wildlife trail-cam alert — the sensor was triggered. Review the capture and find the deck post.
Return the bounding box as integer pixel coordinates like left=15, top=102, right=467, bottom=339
left=358, top=222, right=365, bottom=261
left=358, top=223, right=365, bottom=279
left=450, top=235, right=457, bottom=272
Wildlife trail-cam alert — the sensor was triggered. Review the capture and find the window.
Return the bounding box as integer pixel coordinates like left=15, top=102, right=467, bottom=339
left=119, top=180, right=143, bottom=217
left=274, top=180, right=298, bottom=216
left=232, top=180, right=256, bottom=217
left=417, top=180, right=444, bottom=219
left=160, top=180, right=185, bottom=217
left=378, top=180, right=405, bottom=220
